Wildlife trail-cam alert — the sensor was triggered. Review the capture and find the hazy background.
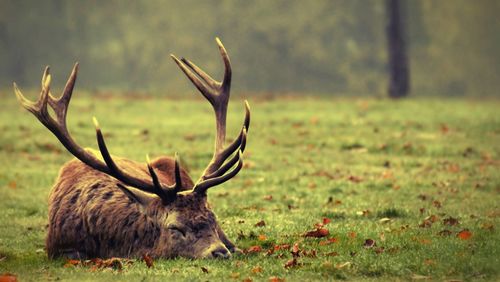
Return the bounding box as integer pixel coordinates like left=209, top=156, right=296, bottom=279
left=1, top=0, right=499, bottom=97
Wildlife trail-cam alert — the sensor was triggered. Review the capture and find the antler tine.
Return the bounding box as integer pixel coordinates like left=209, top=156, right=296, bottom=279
left=49, top=63, right=79, bottom=123
left=215, top=37, right=232, bottom=92
left=95, top=117, right=183, bottom=201
left=170, top=54, right=215, bottom=105
left=193, top=151, right=244, bottom=194
left=180, top=58, right=220, bottom=89
left=94, top=117, right=152, bottom=191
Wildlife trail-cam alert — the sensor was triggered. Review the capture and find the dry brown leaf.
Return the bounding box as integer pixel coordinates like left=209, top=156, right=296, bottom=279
left=284, top=258, right=301, bottom=268
left=363, top=239, right=376, bottom=248
left=255, top=220, right=266, bottom=227
left=201, top=266, right=209, bottom=273
left=303, top=228, right=329, bottom=238
left=443, top=217, right=459, bottom=226
left=142, top=254, right=154, bottom=268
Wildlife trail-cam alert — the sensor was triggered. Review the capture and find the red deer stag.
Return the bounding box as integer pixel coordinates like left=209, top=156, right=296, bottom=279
left=14, top=38, right=250, bottom=259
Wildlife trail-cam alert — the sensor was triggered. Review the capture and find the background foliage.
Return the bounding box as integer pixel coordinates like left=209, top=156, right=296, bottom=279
left=1, top=0, right=499, bottom=96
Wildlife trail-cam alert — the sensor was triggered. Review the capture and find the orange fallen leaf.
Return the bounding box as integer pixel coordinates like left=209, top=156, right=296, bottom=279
left=0, top=273, right=17, bottom=282
left=246, top=245, right=263, bottom=253
left=269, top=277, right=285, bottom=282
left=319, top=237, right=339, bottom=246
left=8, top=181, right=16, bottom=189
left=258, top=234, right=267, bottom=241
left=64, top=259, right=80, bottom=268
left=322, top=218, right=331, bottom=225
left=457, top=229, right=472, bottom=240
left=348, top=231, right=357, bottom=238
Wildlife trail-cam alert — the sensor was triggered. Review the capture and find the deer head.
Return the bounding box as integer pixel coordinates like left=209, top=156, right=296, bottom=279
left=14, top=38, right=250, bottom=259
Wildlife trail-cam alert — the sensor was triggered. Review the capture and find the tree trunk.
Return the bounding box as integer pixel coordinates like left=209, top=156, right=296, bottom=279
left=386, top=0, right=410, bottom=98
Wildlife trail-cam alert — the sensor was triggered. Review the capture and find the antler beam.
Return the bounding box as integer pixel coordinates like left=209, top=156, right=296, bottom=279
left=171, top=38, right=251, bottom=194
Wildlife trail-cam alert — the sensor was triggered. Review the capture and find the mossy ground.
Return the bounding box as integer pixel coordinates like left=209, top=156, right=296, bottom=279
left=0, top=92, right=499, bottom=281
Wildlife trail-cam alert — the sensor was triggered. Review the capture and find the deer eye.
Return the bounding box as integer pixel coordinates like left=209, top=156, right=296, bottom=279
left=168, top=226, right=186, bottom=237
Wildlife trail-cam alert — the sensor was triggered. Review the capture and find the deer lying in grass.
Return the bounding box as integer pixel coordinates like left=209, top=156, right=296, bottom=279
left=14, top=38, right=250, bottom=259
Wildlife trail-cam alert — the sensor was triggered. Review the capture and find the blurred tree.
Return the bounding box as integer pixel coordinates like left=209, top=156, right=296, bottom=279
left=386, top=0, right=409, bottom=98
left=0, top=0, right=498, bottom=97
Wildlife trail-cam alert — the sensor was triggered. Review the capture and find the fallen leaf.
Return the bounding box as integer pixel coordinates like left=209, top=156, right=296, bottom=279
left=347, top=175, right=363, bottom=183
left=263, top=195, right=273, bottom=201
left=443, top=217, right=459, bottom=226
left=303, top=228, right=329, bottom=238
left=363, top=239, right=376, bottom=248
left=284, top=258, right=300, bottom=268
left=8, top=181, right=16, bottom=189
left=356, top=210, right=370, bottom=216
left=322, top=218, right=331, bottom=225
left=481, top=222, right=494, bottom=231
left=348, top=232, right=357, bottom=238
left=255, top=220, right=266, bottom=227
left=291, top=243, right=300, bottom=258
left=457, top=229, right=472, bottom=240
left=319, top=237, right=339, bottom=246
left=325, top=251, right=339, bottom=257
left=230, top=272, right=240, bottom=279
left=440, top=124, right=449, bottom=134
left=142, top=254, right=154, bottom=268
left=201, top=266, right=209, bottom=273
left=433, top=200, right=442, bottom=208
left=0, top=273, right=17, bottom=282
left=242, top=278, right=253, bottom=282
left=246, top=246, right=263, bottom=254
left=64, top=259, right=80, bottom=268
left=258, top=234, right=267, bottom=241
left=268, top=276, right=285, bottom=282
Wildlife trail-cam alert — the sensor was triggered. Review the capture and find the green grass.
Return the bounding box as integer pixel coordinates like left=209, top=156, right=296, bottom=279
left=0, top=91, right=499, bottom=281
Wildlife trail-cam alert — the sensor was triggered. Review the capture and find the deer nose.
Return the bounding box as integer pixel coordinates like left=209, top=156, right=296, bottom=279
left=211, top=246, right=231, bottom=259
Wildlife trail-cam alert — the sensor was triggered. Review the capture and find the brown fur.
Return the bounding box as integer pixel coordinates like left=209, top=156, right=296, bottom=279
left=47, top=156, right=235, bottom=259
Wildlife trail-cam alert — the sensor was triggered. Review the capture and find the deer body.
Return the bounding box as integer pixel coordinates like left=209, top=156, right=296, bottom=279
left=15, top=39, right=250, bottom=259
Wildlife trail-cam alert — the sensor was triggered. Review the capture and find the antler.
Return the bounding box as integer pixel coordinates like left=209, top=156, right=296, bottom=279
left=171, top=38, right=251, bottom=194
left=14, top=64, right=181, bottom=204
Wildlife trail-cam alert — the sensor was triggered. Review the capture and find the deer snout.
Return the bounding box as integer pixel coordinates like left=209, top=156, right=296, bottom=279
left=204, top=244, right=231, bottom=259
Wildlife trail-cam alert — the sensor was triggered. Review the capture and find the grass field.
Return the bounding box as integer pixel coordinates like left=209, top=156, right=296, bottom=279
left=0, top=91, right=499, bottom=281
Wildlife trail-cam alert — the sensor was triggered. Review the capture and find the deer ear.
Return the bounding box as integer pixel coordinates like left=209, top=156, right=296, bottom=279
left=116, top=183, right=157, bottom=206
